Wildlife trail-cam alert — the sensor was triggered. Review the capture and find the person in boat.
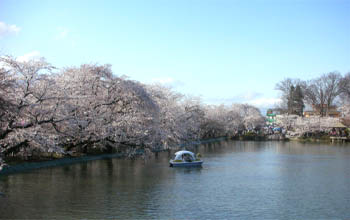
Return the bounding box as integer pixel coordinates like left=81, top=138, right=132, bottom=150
left=184, top=154, right=192, bottom=162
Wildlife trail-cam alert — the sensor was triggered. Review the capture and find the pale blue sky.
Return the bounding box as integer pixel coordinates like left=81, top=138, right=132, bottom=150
left=1, top=0, right=349, bottom=109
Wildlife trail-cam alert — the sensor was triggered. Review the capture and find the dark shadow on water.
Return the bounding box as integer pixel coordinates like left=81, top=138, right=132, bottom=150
left=172, top=166, right=202, bottom=174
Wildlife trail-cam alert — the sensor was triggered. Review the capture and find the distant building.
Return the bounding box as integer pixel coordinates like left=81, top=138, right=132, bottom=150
left=266, top=109, right=282, bottom=125
left=303, top=104, right=341, bottom=118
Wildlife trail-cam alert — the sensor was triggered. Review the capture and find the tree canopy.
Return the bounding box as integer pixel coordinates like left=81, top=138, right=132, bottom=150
left=0, top=56, right=265, bottom=170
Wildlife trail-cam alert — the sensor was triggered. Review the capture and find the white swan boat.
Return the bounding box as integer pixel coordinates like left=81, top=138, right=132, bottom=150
left=169, top=150, right=203, bottom=167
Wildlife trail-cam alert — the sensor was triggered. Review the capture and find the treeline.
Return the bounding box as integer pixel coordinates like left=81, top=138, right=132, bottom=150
left=276, top=71, right=350, bottom=116
left=0, top=56, right=265, bottom=169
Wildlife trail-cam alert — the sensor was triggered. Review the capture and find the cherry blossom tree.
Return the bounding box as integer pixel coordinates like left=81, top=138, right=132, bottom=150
left=146, top=85, right=205, bottom=148
left=0, top=54, right=267, bottom=170
left=53, top=64, right=161, bottom=157
left=0, top=56, right=64, bottom=169
left=200, top=103, right=265, bottom=138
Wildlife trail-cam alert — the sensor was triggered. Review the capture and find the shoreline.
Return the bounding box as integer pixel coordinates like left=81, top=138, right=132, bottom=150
left=0, top=137, right=228, bottom=176
left=1, top=136, right=350, bottom=176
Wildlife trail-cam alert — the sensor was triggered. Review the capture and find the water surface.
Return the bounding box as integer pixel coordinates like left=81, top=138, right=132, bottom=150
left=1, top=141, right=350, bottom=219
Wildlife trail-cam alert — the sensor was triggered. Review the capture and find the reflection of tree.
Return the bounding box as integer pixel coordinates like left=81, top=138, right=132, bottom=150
left=0, top=155, right=176, bottom=218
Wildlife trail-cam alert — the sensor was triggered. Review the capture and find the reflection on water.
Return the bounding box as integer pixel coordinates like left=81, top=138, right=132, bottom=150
left=1, top=141, right=350, bottom=219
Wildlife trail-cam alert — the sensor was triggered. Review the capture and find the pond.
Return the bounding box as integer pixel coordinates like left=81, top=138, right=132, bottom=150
left=1, top=141, right=350, bottom=219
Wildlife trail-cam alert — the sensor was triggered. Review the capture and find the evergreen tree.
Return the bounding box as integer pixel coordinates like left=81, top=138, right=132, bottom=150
left=287, top=85, right=295, bottom=114
left=293, top=85, right=304, bottom=116
left=287, top=85, right=304, bottom=116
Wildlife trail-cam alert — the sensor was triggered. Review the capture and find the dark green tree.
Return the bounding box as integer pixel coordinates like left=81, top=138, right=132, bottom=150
left=287, top=85, right=295, bottom=114
left=293, top=85, right=304, bottom=116
left=287, top=85, right=304, bottom=116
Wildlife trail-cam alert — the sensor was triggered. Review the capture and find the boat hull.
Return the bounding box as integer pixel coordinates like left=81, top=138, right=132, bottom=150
left=169, top=160, right=203, bottom=167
